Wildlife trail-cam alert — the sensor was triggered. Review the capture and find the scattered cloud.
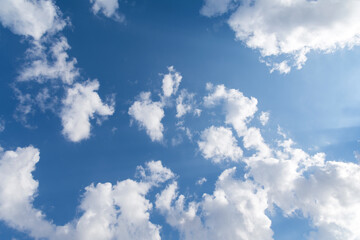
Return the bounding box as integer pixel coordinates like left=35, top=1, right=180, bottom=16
left=90, top=0, right=125, bottom=22
left=196, top=177, right=207, bottom=185
left=18, top=37, right=79, bottom=84
left=201, top=0, right=360, bottom=73
left=176, top=90, right=197, bottom=118
left=129, top=92, right=165, bottom=142
left=198, top=126, right=243, bottom=163
left=61, top=80, right=115, bottom=142
left=0, top=146, right=174, bottom=240
left=259, top=111, right=270, bottom=126
left=0, top=119, right=5, bottom=132
left=162, top=66, right=182, bottom=98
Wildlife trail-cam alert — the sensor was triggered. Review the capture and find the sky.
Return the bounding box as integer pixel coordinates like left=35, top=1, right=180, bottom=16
left=1, top=0, right=360, bottom=239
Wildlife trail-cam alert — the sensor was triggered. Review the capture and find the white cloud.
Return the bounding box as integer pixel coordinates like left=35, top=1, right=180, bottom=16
left=204, top=84, right=258, bottom=136
left=202, top=0, right=360, bottom=73
left=18, top=37, right=79, bottom=84
left=0, top=0, right=65, bottom=40
left=129, top=92, right=165, bottom=142
left=0, top=119, right=4, bottom=132
left=0, top=146, right=174, bottom=240
left=176, top=90, right=196, bottom=118
left=198, top=126, right=243, bottom=163
left=156, top=168, right=273, bottom=240
left=200, top=0, right=236, bottom=17
left=259, top=111, right=270, bottom=126
left=196, top=177, right=207, bottom=185
left=232, top=115, right=360, bottom=240
left=162, top=66, right=182, bottom=98
left=90, top=0, right=124, bottom=22
left=61, top=80, right=114, bottom=142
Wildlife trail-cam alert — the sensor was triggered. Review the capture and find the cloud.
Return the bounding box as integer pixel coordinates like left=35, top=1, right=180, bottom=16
left=90, top=0, right=124, bottom=22
left=61, top=80, right=115, bottom=142
left=18, top=37, right=79, bottom=84
left=0, top=146, right=174, bottom=240
left=176, top=90, right=198, bottom=118
left=129, top=92, right=165, bottom=142
left=204, top=84, right=258, bottom=136
left=198, top=126, right=243, bottom=163
left=200, top=0, right=236, bottom=17
left=259, top=111, right=270, bottom=126
left=0, top=0, right=65, bottom=40
left=162, top=66, right=182, bottom=98
left=0, top=119, right=4, bottom=132
left=201, top=0, right=360, bottom=73
left=196, top=177, right=207, bottom=185
left=156, top=168, right=273, bottom=240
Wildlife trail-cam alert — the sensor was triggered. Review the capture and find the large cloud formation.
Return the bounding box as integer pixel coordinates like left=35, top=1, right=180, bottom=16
left=201, top=0, right=360, bottom=73
left=3, top=82, right=360, bottom=240
left=0, top=0, right=115, bottom=142
left=0, top=146, right=174, bottom=240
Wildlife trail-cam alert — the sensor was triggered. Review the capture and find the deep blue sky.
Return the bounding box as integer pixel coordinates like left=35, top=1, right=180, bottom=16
left=1, top=0, right=360, bottom=239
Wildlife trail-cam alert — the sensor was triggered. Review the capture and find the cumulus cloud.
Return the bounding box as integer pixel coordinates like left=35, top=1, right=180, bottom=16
left=0, top=0, right=65, bottom=40
left=90, top=0, right=124, bottom=22
left=204, top=84, right=258, bottom=136
left=176, top=90, right=198, bottom=118
left=18, top=37, right=79, bottom=84
left=0, top=146, right=174, bottom=240
left=61, top=80, right=114, bottom=142
left=129, top=92, right=165, bottom=142
left=156, top=168, right=273, bottom=240
left=201, top=0, right=360, bottom=73
left=259, top=111, right=270, bottom=126
left=162, top=66, right=182, bottom=98
left=198, top=126, right=243, bottom=163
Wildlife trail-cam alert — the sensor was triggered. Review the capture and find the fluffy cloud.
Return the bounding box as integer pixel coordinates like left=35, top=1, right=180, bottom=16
left=129, top=92, right=165, bottom=142
left=198, top=126, right=243, bottom=163
left=0, top=146, right=174, bottom=240
left=204, top=84, right=258, bottom=136
left=156, top=168, right=273, bottom=240
left=201, top=0, right=360, bottom=73
left=18, top=37, right=79, bottom=84
left=0, top=0, right=65, bottom=40
left=259, top=111, right=270, bottom=126
left=61, top=80, right=114, bottom=142
left=162, top=66, right=182, bottom=98
left=176, top=90, right=199, bottom=118
left=90, top=0, right=124, bottom=22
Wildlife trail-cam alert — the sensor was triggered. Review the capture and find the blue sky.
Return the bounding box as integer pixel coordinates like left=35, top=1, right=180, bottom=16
left=1, top=0, right=360, bottom=239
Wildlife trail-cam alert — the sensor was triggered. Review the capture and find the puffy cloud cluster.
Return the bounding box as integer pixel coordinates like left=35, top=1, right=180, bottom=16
left=129, top=67, right=199, bottom=142
left=61, top=80, right=115, bottom=142
left=201, top=0, right=360, bottom=73
left=90, top=0, right=124, bottom=22
left=0, top=0, right=65, bottom=40
left=204, top=84, right=258, bottom=136
left=198, top=126, right=242, bottom=163
left=18, top=37, right=79, bottom=85
left=156, top=168, right=273, bottom=240
left=0, top=0, right=114, bottom=142
left=0, top=146, right=174, bottom=240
